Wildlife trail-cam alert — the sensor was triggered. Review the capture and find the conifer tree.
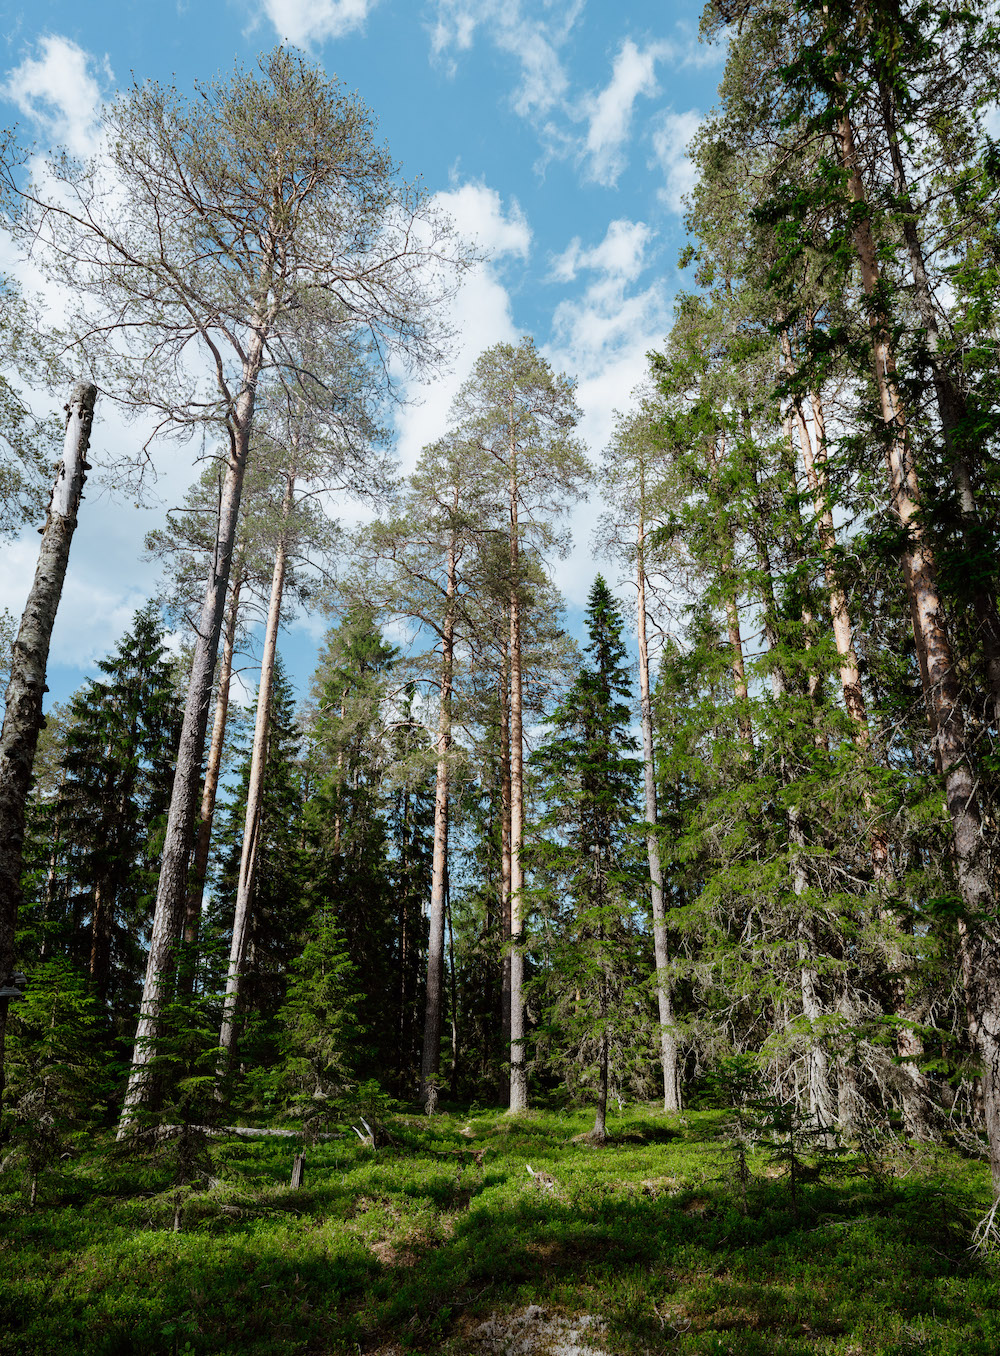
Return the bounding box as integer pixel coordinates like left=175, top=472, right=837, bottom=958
left=453, top=337, right=589, bottom=1112
left=529, top=576, right=646, bottom=1140
left=46, top=604, right=182, bottom=1020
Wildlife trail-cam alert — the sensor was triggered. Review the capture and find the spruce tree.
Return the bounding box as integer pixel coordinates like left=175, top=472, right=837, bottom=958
left=47, top=604, right=182, bottom=1022
left=529, top=576, right=646, bottom=1140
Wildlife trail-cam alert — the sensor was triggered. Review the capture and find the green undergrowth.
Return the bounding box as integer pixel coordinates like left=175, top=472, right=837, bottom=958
left=1, top=1105, right=998, bottom=1355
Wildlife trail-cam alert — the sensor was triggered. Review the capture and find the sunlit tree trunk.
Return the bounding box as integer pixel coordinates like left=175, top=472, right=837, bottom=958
left=635, top=473, right=682, bottom=1111
left=0, top=382, right=96, bottom=1117
left=420, top=528, right=457, bottom=1111
left=838, top=99, right=1000, bottom=1185
left=218, top=467, right=294, bottom=1072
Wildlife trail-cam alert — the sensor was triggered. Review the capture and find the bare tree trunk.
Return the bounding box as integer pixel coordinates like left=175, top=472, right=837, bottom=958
left=218, top=471, right=293, bottom=1073
left=636, top=486, right=681, bottom=1111
left=508, top=454, right=528, bottom=1113
left=876, top=65, right=1000, bottom=724
left=837, top=102, right=1000, bottom=1188
left=592, top=1023, right=609, bottom=1142
left=119, top=339, right=264, bottom=1138
left=420, top=530, right=457, bottom=1112
left=0, top=382, right=96, bottom=1116
left=499, top=642, right=512, bottom=1106
left=836, top=981, right=862, bottom=1134
left=184, top=573, right=242, bottom=955
left=794, top=362, right=937, bottom=1133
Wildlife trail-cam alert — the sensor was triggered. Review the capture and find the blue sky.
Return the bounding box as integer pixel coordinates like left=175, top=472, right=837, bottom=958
left=0, top=0, right=725, bottom=710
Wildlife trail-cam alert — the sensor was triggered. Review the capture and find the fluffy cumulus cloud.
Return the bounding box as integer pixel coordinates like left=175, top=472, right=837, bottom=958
left=2, top=35, right=111, bottom=159
left=430, top=10, right=680, bottom=191
left=391, top=181, right=531, bottom=471
left=429, top=0, right=582, bottom=119
left=543, top=219, right=671, bottom=605
left=650, top=108, right=702, bottom=216
left=260, top=0, right=377, bottom=46
left=551, top=218, right=652, bottom=285
left=581, top=38, right=672, bottom=187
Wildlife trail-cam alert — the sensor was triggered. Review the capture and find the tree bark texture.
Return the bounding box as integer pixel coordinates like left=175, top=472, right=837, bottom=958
left=0, top=382, right=96, bottom=1115
left=499, top=642, right=512, bottom=1106
left=184, top=574, right=242, bottom=953
left=636, top=493, right=682, bottom=1111
left=119, top=336, right=264, bottom=1137
left=508, top=454, right=528, bottom=1113
left=875, top=65, right=1000, bottom=725
left=420, top=530, right=457, bottom=1112
left=838, top=103, right=1000, bottom=1188
left=218, top=472, right=293, bottom=1072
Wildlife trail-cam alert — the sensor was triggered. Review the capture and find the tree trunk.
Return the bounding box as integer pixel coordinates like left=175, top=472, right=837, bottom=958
left=875, top=63, right=1000, bottom=725
left=508, top=454, right=528, bottom=1113
left=499, top=641, right=512, bottom=1106
left=636, top=484, right=681, bottom=1112
left=420, top=530, right=457, bottom=1112
left=184, top=573, right=242, bottom=955
left=835, top=981, right=862, bottom=1135
left=218, top=471, right=294, bottom=1074
left=119, top=338, right=264, bottom=1138
left=592, top=1024, right=609, bottom=1143
left=837, top=101, right=1000, bottom=1188
left=0, top=382, right=96, bottom=1117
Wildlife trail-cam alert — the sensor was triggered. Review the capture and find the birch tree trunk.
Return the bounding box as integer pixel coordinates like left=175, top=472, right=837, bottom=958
left=119, top=335, right=265, bottom=1137
left=420, top=530, right=457, bottom=1111
left=635, top=480, right=682, bottom=1111
left=837, top=101, right=1000, bottom=1186
left=218, top=470, right=294, bottom=1073
left=0, top=382, right=97, bottom=1115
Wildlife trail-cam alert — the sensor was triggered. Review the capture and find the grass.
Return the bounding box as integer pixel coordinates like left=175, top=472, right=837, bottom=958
left=1, top=1104, right=998, bottom=1355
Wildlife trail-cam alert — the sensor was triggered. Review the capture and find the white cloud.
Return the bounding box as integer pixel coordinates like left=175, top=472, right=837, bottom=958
left=551, top=218, right=652, bottom=285
left=391, top=180, right=532, bottom=471
left=260, top=0, right=377, bottom=45
left=582, top=39, right=672, bottom=186
left=542, top=221, right=671, bottom=606
left=650, top=108, right=702, bottom=216
left=2, top=36, right=111, bottom=159
left=429, top=0, right=582, bottom=119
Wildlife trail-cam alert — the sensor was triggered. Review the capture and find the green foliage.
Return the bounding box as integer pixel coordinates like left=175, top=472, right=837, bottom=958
left=263, top=908, right=361, bottom=1136
left=1, top=958, right=113, bottom=1202
left=0, top=1108, right=997, bottom=1354
left=20, top=604, right=182, bottom=1022
left=529, top=577, right=652, bottom=1126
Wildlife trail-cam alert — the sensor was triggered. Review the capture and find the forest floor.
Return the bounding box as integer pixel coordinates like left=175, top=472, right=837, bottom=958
left=2, top=1104, right=999, bottom=1356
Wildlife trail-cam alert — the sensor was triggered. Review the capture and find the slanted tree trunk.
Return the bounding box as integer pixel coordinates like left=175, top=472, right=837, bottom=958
left=184, top=573, right=242, bottom=955
left=837, top=99, right=1000, bottom=1186
left=218, top=469, right=294, bottom=1074
left=0, top=382, right=96, bottom=1115
left=635, top=475, right=682, bottom=1112
left=420, top=529, right=457, bottom=1112
left=120, top=333, right=265, bottom=1137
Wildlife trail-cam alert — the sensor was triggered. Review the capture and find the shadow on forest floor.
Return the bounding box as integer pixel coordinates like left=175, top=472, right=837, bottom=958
left=1, top=1106, right=998, bottom=1356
